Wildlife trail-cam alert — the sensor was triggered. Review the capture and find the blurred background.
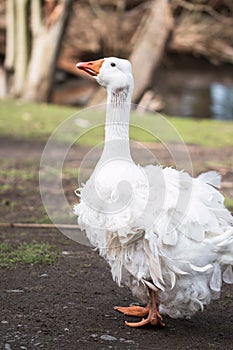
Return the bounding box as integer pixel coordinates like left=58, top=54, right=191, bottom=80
left=0, top=0, right=233, bottom=119
left=1, top=5, right=233, bottom=343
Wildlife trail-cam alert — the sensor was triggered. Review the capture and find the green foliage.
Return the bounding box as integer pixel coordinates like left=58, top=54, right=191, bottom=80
left=0, top=242, right=60, bottom=268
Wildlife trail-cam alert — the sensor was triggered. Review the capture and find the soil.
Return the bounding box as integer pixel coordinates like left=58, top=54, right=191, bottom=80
left=1, top=136, right=233, bottom=350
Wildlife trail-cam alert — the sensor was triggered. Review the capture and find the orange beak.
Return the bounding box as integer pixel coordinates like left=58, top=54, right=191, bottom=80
left=76, top=59, right=104, bottom=77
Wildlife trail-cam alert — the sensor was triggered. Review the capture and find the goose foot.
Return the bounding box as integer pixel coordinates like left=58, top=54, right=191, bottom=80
left=114, top=304, right=150, bottom=317
left=114, top=291, right=165, bottom=328
left=125, top=308, right=165, bottom=328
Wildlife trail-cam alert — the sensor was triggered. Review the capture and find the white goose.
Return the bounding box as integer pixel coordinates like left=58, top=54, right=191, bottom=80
left=74, top=57, right=233, bottom=327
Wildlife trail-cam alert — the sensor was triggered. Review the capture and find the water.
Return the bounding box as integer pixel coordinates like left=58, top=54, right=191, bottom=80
left=162, top=83, right=233, bottom=121
left=211, top=83, right=233, bottom=120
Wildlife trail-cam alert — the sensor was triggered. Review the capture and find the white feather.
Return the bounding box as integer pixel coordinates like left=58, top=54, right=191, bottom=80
left=198, top=170, right=221, bottom=188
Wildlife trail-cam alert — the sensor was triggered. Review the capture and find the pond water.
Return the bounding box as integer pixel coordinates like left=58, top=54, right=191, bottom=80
left=154, top=55, right=233, bottom=120
left=211, top=83, right=233, bottom=120
left=162, top=83, right=233, bottom=120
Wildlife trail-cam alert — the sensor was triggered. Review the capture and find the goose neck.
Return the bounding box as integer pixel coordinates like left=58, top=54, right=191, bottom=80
left=102, top=86, right=132, bottom=159
left=105, top=87, right=131, bottom=139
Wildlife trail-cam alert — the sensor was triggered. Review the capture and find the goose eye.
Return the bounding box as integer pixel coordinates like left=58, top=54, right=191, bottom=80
left=111, top=62, right=116, bottom=67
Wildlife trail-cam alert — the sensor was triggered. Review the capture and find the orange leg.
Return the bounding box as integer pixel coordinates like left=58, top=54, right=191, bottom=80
left=114, top=303, right=150, bottom=317
left=114, top=291, right=165, bottom=328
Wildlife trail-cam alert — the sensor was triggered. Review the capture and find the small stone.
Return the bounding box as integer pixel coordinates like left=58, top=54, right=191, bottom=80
left=6, top=289, right=24, bottom=293
left=22, top=112, right=31, bottom=121
left=75, top=118, right=90, bottom=128
left=40, top=274, right=48, bottom=278
left=5, top=344, right=11, bottom=350
left=91, top=334, right=98, bottom=338
left=100, top=334, right=117, bottom=341
left=62, top=251, right=71, bottom=255
left=2, top=320, right=8, bottom=324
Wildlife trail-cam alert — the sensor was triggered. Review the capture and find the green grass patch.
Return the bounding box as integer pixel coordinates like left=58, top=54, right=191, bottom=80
left=0, top=242, right=60, bottom=268
left=1, top=98, right=233, bottom=147
left=129, top=113, right=233, bottom=147
left=224, top=197, right=233, bottom=213
left=167, top=116, right=233, bottom=147
left=0, top=167, right=36, bottom=181
left=0, top=98, right=76, bottom=140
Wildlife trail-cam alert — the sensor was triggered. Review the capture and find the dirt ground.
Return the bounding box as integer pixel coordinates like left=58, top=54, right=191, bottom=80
left=1, top=136, right=233, bottom=350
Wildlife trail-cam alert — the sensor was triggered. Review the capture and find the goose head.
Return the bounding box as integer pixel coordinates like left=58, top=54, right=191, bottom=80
left=77, top=57, right=134, bottom=95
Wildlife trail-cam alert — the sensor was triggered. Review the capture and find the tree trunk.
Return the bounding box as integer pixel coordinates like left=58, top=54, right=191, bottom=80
left=5, top=0, right=15, bottom=71
left=5, top=0, right=29, bottom=96
left=130, top=0, right=173, bottom=103
left=4, top=0, right=71, bottom=102
left=23, top=0, right=71, bottom=102
left=4, top=0, right=15, bottom=96
left=14, top=0, right=28, bottom=96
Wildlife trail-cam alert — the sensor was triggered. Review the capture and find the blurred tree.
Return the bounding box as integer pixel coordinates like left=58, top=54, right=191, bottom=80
left=88, top=0, right=173, bottom=105
left=169, top=0, right=233, bottom=65
left=130, top=0, right=173, bottom=102
left=1, top=0, right=233, bottom=105
left=84, top=0, right=233, bottom=106
left=4, top=0, right=71, bottom=102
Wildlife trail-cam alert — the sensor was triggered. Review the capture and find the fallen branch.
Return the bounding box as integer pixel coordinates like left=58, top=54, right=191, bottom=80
left=130, top=0, right=174, bottom=102
left=172, top=0, right=233, bottom=25
left=57, top=57, right=94, bottom=79
left=169, top=10, right=233, bottom=64
left=0, top=222, right=80, bottom=230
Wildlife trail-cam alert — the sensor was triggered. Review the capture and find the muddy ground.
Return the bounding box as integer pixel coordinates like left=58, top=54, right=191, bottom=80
left=1, top=136, right=233, bottom=350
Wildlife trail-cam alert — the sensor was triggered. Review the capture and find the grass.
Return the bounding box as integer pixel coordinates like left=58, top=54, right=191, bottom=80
left=129, top=112, right=233, bottom=147
left=0, top=242, right=60, bottom=268
left=0, top=162, right=77, bottom=186
left=0, top=167, right=36, bottom=181
left=0, top=98, right=75, bottom=140
left=1, top=98, right=233, bottom=147
left=224, top=196, right=233, bottom=212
